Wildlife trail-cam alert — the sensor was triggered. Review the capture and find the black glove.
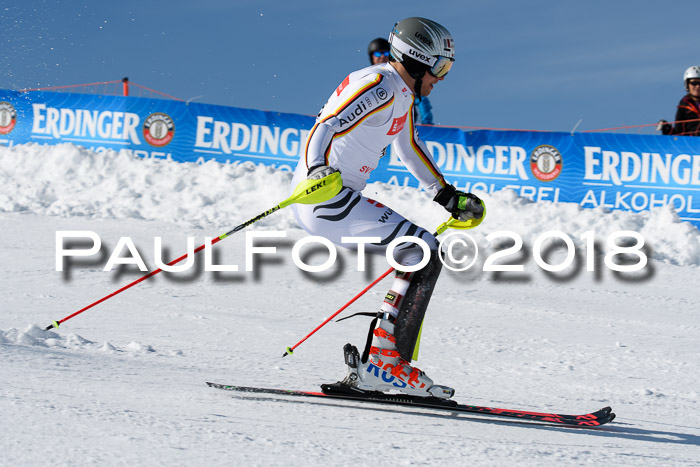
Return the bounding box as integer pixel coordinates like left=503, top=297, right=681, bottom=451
left=657, top=119, right=672, bottom=135
left=434, top=185, right=484, bottom=221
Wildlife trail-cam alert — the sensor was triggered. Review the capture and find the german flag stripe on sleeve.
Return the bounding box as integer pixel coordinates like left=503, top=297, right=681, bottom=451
left=303, top=121, right=322, bottom=169
left=305, top=73, right=388, bottom=169
left=408, top=104, right=446, bottom=187
left=322, top=138, right=333, bottom=165
left=324, top=74, right=385, bottom=120
left=334, top=96, right=394, bottom=137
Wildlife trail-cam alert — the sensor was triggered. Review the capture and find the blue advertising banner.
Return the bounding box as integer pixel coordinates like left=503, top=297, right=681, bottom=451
left=2, top=89, right=700, bottom=226
left=0, top=89, right=313, bottom=170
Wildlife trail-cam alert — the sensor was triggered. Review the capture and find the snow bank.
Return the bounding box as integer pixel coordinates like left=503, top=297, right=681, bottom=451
left=0, top=324, right=165, bottom=355
left=2, top=143, right=699, bottom=466
left=0, top=142, right=298, bottom=231
left=2, top=142, right=699, bottom=265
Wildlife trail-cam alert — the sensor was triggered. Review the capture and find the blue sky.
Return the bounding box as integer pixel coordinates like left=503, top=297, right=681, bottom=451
left=2, top=0, right=698, bottom=133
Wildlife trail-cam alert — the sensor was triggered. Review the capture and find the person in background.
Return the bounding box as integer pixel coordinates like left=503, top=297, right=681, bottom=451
left=368, top=37, right=434, bottom=125
left=367, top=37, right=391, bottom=65
left=657, top=66, right=700, bottom=136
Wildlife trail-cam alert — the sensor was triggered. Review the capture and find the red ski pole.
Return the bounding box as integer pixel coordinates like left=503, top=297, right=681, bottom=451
left=44, top=172, right=343, bottom=331
left=281, top=212, right=487, bottom=357
left=282, top=266, right=394, bottom=357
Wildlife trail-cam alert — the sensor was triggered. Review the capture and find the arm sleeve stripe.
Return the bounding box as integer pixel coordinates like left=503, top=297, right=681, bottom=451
left=323, top=94, right=394, bottom=163
left=408, top=103, right=446, bottom=187
left=321, top=74, right=384, bottom=123
left=303, top=121, right=321, bottom=170
left=304, top=73, right=386, bottom=169
left=323, top=139, right=333, bottom=165
left=334, top=96, right=395, bottom=137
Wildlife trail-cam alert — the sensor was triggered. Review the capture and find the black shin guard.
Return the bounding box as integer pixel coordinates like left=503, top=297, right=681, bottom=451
left=394, top=250, right=442, bottom=362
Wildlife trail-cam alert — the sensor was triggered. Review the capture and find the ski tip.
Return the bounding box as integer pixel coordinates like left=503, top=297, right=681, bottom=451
left=587, top=411, right=616, bottom=426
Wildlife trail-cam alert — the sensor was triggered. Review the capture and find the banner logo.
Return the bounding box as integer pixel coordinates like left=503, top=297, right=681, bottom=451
left=143, top=112, right=175, bottom=147
left=0, top=102, right=17, bottom=134
left=530, top=144, right=563, bottom=182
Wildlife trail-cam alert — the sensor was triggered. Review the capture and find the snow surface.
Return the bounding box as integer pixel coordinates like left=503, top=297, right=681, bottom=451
left=1, top=143, right=699, bottom=466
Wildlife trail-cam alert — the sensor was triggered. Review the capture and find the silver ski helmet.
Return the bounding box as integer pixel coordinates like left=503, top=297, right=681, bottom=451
left=389, top=17, right=455, bottom=80
left=683, top=66, right=700, bottom=90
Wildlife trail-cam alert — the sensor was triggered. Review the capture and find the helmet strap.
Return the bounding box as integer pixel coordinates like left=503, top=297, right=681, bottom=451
left=414, top=77, right=423, bottom=100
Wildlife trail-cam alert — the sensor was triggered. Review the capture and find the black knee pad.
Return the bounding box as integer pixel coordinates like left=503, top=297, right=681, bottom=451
left=393, top=249, right=442, bottom=362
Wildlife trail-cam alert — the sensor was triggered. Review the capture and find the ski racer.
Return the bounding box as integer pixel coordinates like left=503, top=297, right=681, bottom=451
left=291, top=17, right=484, bottom=399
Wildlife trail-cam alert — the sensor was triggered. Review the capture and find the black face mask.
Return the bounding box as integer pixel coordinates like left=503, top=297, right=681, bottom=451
left=401, top=57, right=430, bottom=99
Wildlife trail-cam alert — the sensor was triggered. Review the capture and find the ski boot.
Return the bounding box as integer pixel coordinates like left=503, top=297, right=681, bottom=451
left=334, top=334, right=455, bottom=400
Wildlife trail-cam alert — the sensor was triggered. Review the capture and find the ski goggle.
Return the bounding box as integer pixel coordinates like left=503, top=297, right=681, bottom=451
left=429, top=56, right=454, bottom=78
left=373, top=51, right=390, bottom=58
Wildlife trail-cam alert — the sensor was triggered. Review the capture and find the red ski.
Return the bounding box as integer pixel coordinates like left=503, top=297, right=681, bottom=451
left=206, top=382, right=615, bottom=427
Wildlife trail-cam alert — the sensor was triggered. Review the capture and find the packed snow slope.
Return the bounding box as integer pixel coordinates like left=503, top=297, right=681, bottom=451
left=1, top=143, right=699, bottom=466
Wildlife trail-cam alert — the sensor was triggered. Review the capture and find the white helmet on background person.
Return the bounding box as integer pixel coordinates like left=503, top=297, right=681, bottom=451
left=683, top=66, right=700, bottom=90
